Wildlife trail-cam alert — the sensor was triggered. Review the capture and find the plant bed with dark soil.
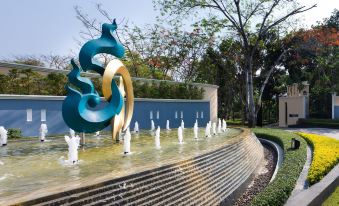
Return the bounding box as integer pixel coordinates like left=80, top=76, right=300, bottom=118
left=233, top=144, right=277, bottom=206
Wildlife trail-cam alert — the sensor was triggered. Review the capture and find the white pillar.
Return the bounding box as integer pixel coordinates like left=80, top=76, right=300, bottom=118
left=332, top=92, right=336, bottom=119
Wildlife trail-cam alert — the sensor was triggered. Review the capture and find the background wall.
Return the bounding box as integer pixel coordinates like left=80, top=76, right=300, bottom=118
left=0, top=95, right=210, bottom=136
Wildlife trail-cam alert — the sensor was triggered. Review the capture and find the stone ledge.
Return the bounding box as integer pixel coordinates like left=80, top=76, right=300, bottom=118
left=285, top=164, right=339, bottom=206
left=258, top=138, right=284, bottom=182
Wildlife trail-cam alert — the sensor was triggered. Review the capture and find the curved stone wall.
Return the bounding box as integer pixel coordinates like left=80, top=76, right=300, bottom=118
left=11, top=131, right=264, bottom=206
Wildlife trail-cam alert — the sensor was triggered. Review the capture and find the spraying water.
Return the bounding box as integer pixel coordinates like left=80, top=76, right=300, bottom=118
left=205, top=123, right=211, bottom=138
left=222, top=119, right=227, bottom=132
left=39, top=124, right=48, bottom=142
left=95, top=131, right=100, bottom=136
left=70, top=129, right=75, bottom=138
left=155, top=126, right=161, bottom=149
left=212, top=122, right=217, bottom=135
left=193, top=122, right=198, bottom=139
left=166, top=120, right=171, bottom=131
left=0, top=126, right=8, bottom=146
left=150, top=120, right=155, bottom=131
left=217, top=118, right=222, bottom=133
left=64, top=135, right=80, bottom=164
left=178, top=126, right=183, bottom=144
left=134, top=122, right=139, bottom=133
left=181, top=120, right=185, bottom=129
left=123, top=127, right=131, bottom=154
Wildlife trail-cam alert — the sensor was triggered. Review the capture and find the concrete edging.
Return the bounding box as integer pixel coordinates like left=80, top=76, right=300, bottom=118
left=258, top=138, right=284, bottom=182
left=285, top=163, right=339, bottom=206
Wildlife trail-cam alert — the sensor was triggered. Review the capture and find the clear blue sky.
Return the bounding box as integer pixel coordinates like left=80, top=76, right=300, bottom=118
left=0, top=0, right=337, bottom=59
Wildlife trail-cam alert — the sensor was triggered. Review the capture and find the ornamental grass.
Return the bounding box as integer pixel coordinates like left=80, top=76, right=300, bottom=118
left=297, top=132, right=339, bottom=185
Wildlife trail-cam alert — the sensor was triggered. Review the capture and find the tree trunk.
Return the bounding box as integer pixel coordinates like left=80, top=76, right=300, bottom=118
left=245, top=57, right=256, bottom=128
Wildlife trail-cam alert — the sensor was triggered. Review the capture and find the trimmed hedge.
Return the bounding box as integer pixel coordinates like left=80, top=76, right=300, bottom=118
left=132, top=80, right=204, bottom=99
left=250, top=128, right=307, bottom=206
left=296, top=132, right=339, bottom=185
left=8, top=128, right=22, bottom=139
left=294, top=118, right=339, bottom=129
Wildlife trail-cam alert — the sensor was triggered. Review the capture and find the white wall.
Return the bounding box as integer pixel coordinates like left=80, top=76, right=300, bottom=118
left=279, top=96, right=307, bottom=127
left=201, top=85, right=218, bottom=122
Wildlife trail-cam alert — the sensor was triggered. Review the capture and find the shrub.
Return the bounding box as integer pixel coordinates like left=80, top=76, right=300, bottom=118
left=295, top=118, right=339, bottom=129
left=296, top=132, right=339, bottom=185
left=8, top=128, right=22, bottom=139
left=250, top=128, right=307, bottom=206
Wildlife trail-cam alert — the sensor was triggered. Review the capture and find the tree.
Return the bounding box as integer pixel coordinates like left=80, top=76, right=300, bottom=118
left=283, top=9, right=339, bottom=118
left=155, top=0, right=316, bottom=127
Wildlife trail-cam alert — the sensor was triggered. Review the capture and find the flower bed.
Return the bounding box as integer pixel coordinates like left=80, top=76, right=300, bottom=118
left=296, top=132, right=339, bottom=185
left=249, top=128, right=307, bottom=206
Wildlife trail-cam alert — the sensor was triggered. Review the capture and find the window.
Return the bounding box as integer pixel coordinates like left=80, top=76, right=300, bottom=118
left=156, top=110, right=159, bottom=119
left=150, top=111, right=153, bottom=119
left=180, top=111, right=183, bottom=119
left=201, top=111, right=204, bottom=119
left=196, top=111, right=199, bottom=119
left=41, top=109, right=46, bottom=122
left=27, top=109, right=32, bottom=122
left=175, top=111, right=178, bottom=119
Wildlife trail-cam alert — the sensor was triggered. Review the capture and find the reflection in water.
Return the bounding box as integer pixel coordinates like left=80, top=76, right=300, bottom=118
left=0, top=128, right=241, bottom=198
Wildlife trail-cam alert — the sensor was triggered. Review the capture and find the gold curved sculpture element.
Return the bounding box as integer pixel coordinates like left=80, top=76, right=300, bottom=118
left=102, top=59, right=134, bottom=141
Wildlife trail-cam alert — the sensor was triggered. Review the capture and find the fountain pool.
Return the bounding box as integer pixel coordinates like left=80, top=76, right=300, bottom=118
left=0, top=128, right=242, bottom=202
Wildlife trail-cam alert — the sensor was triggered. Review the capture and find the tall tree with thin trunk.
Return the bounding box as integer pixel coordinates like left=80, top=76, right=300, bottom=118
left=155, top=0, right=316, bottom=127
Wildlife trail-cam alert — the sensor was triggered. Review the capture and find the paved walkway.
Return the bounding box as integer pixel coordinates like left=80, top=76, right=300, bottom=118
left=284, top=128, right=339, bottom=140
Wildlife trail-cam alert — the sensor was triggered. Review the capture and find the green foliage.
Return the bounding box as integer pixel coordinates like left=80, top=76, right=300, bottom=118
left=250, top=128, right=307, bottom=206
left=7, top=128, right=22, bottom=139
left=1, top=69, right=204, bottom=99
left=133, top=80, right=204, bottom=99
left=295, top=118, right=339, bottom=129
left=297, top=132, right=339, bottom=185
left=322, top=186, right=339, bottom=206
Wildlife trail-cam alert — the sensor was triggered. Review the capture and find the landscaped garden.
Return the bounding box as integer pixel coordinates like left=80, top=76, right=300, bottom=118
left=0, top=0, right=338, bottom=205
left=250, top=128, right=307, bottom=205
left=296, top=132, right=339, bottom=185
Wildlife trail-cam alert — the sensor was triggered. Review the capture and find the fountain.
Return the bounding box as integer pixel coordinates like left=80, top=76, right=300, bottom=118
left=39, top=123, right=48, bottom=142
left=70, top=129, right=75, bottom=138
left=134, top=121, right=139, bottom=133
left=0, top=126, right=7, bottom=146
left=178, top=126, right=183, bottom=144
left=205, top=123, right=211, bottom=138
left=64, top=134, right=80, bottom=164
left=212, top=122, right=217, bottom=135
left=193, top=122, right=198, bottom=139
left=95, top=131, right=100, bottom=136
left=181, top=120, right=185, bottom=129
left=123, top=127, right=131, bottom=154
left=151, top=120, right=155, bottom=131
left=155, top=126, right=161, bottom=149
left=222, top=119, right=227, bottom=132
left=218, top=118, right=222, bottom=133
left=166, top=120, right=171, bottom=130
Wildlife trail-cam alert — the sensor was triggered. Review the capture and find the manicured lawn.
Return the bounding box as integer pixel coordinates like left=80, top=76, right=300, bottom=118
left=250, top=128, right=307, bottom=206
left=296, top=132, right=339, bottom=185
left=322, top=186, right=339, bottom=206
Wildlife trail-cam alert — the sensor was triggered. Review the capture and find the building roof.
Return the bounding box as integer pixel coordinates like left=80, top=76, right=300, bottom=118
left=0, top=61, right=218, bottom=88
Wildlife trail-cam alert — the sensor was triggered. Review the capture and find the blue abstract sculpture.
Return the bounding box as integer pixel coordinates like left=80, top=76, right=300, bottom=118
left=62, top=20, right=134, bottom=137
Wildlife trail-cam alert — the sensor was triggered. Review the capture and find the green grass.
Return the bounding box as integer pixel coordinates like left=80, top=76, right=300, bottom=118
left=295, top=118, right=339, bottom=129
left=322, top=186, right=339, bottom=206
left=249, top=128, right=307, bottom=206
left=226, top=119, right=246, bottom=126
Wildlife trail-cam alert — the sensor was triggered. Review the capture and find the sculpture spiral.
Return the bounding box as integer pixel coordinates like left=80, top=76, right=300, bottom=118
left=62, top=20, right=134, bottom=140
